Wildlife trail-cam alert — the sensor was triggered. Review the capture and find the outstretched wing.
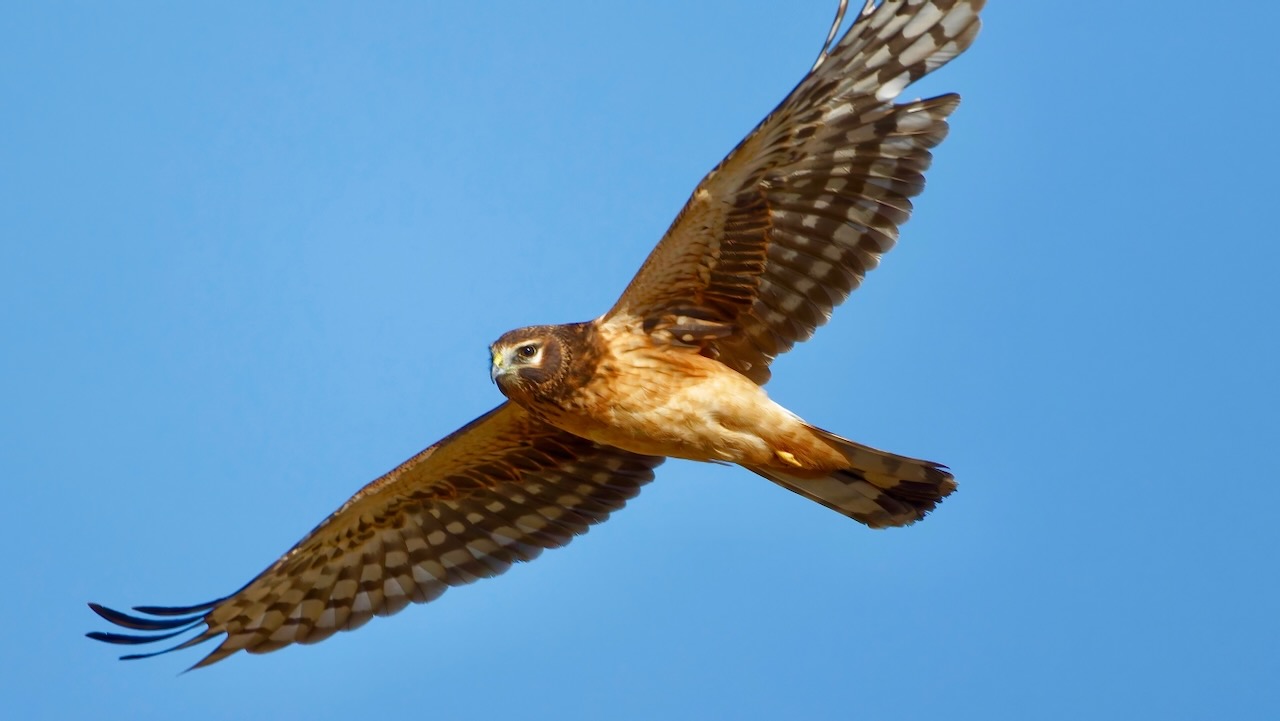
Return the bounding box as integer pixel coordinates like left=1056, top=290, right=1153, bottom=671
left=606, top=0, right=983, bottom=383
left=88, top=403, right=663, bottom=669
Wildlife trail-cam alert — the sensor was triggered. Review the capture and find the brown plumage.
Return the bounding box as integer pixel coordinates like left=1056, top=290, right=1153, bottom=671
left=89, top=0, right=982, bottom=669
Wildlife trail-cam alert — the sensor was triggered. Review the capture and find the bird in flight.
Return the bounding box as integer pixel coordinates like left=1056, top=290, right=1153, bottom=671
left=89, top=0, right=983, bottom=669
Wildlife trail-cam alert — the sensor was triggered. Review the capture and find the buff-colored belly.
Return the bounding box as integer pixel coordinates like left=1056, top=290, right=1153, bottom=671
left=553, top=347, right=845, bottom=471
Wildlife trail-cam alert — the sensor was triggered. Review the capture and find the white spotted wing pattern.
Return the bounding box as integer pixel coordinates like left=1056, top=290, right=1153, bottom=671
left=610, top=0, right=982, bottom=383
left=90, top=405, right=661, bottom=668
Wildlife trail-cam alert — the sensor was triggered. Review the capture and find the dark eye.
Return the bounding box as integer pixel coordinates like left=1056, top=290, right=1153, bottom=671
left=518, top=344, right=538, bottom=359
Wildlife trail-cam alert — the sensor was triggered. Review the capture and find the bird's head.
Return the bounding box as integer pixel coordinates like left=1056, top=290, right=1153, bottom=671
left=489, top=324, right=577, bottom=404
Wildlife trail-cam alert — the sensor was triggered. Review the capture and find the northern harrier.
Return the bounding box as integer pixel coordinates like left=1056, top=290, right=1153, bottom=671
left=90, top=0, right=983, bottom=668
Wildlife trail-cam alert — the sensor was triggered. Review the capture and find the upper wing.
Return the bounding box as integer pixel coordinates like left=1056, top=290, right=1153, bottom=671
left=605, top=0, right=983, bottom=383
left=87, top=403, right=663, bottom=669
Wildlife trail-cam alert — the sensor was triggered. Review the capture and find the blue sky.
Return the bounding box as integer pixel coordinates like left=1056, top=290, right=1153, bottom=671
left=4, top=2, right=1278, bottom=719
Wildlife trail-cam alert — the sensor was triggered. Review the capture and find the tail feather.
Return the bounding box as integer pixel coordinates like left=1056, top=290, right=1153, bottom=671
left=751, top=429, right=955, bottom=528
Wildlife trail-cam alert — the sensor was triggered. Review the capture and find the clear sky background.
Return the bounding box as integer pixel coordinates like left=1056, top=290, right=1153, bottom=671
left=4, top=2, right=1278, bottom=719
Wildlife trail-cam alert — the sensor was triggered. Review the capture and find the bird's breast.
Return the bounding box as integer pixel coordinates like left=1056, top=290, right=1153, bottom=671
left=542, top=337, right=794, bottom=465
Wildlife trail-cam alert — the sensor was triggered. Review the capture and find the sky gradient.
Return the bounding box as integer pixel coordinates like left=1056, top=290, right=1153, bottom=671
left=4, top=2, right=1279, bottom=719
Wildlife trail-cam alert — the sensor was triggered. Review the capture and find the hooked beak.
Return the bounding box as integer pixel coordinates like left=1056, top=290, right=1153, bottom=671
left=489, top=348, right=505, bottom=384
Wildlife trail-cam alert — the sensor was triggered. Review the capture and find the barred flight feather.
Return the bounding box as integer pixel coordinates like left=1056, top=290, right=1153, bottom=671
left=89, top=404, right=661, bottom=668
left=609, top=0, right=982, bottom=383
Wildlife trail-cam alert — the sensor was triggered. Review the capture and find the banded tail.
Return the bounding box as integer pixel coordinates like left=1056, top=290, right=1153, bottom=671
left=751, top=428, right=955, bottom=528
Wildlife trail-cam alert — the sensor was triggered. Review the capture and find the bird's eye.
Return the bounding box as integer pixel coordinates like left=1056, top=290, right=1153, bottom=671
left=518, top=344, right=538, bottom=359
